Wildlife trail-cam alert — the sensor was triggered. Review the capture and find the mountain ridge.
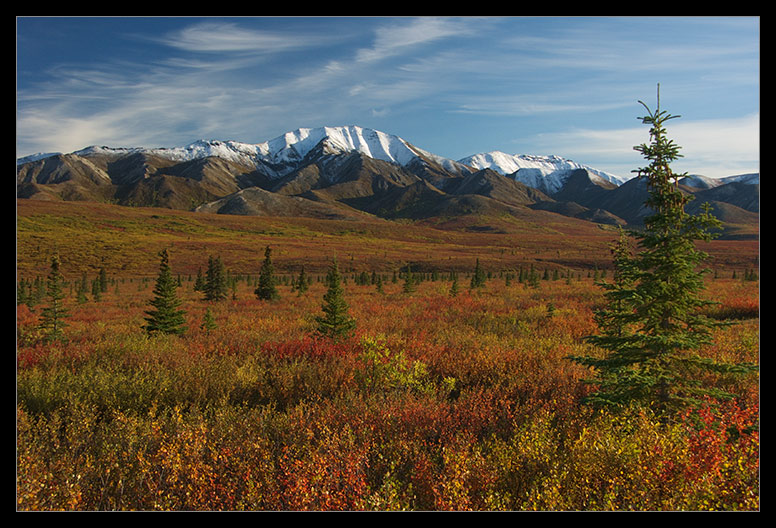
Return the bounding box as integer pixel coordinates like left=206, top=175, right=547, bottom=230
left=16, top=125, right=759, bottom=238
left=17, top=125, right=622, bottom=182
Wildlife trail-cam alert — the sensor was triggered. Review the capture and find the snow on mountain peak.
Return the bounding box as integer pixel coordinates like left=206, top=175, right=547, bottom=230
left=18, top=126, right=631, bottom=189
left=458, top=150, right=627, bottom=193
left=679, top=173, right=759, bottom=189
left=260, top=125, right=423, bottom=167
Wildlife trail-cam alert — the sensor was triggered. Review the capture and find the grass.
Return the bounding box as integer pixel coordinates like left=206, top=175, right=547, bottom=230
left=18, top=199, right=759, bottom=279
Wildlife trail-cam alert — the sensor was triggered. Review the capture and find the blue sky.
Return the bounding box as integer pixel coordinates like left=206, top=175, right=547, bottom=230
left=17, top=16, right=759, bottom=179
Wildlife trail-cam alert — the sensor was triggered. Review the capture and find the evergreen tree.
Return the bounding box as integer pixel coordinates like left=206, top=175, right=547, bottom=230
left=200, top=307, right=217, bottom=334
left=143, top=249, right=187, bottom=335
left=568, top=89, right=757, bottom=417
left=527, top=265, right=540, bottom=289
left=91, top=277, right=102, bottom=301
left=315, top=258, right=356, bottom=340
left=77, top=273, right=89, bottom=304
left=98, top=266, right=108, bottom=293
left=17, top=278, right=29, bottom=306
left=449, top=273, right=459, bottom=297
left=469, top=258, right=487, bottom=289
left=255, top=246, right=280, bottom=301
left=295, top=267, right=309, bottom=296
left=33, top=276, right=45, bottom=306
left=203, top=255, right=228, bottom=301
left=38, top=253, right=69, bottom=342
left=402, top=265, right=416, bottom=294
left=194, top=266, right=205, bottom=292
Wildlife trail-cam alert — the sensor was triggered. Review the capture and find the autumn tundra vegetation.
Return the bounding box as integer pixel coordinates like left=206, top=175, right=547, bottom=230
left=16, top=98, right=759, bottom=510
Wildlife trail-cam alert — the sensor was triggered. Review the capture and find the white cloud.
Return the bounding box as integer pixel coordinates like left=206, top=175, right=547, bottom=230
left=670, top=113, right=760, bottom=177
left=159, top=21, right=327, bottom=54
left=355, top=17, right=469, bottom=63
left=527, top=113, right=760, bottom=179
left=17, top=108, right=133, bottom=155
left=16, top=17, right=759, bottom=175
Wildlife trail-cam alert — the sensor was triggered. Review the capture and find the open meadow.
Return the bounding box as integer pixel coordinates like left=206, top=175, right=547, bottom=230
left=16, top=199, right=759, bottom=511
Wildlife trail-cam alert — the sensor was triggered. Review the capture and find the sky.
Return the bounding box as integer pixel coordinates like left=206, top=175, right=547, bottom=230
left=17, top=16, right=759, bottom=179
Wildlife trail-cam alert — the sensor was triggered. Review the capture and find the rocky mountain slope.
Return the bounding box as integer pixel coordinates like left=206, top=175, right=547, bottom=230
left=17, top=125, right=759, bottom=235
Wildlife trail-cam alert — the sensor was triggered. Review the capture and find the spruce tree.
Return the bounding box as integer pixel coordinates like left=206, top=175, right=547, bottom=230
left=77, top=272, right=89, bottom=304
left=469, top=258, right=487, bottom=289
left=203, top=255, right=228, bottom=301
left=402, top=265, right=416, bottom=294
left=449, top=273, right=459, bottom=297
left=98, top=266, right=108, bottom=293
left=315, top=258, right=356, bottom=340
left=568, top=88, right=758, bottom=417
left=38, top=253, right=69, bottom=342
left=295, top=267, right=309, bottom=296
left=91, top=277, right=102, bottom=301
left=200, top=307, right=217, bottom=334
left=194, top=266, right=205, bottom=292
left=17, top=278, right=29, bottom=306
left=255, top=246, right=279, bottom=301
left=143, top=249, right=187, bottom=335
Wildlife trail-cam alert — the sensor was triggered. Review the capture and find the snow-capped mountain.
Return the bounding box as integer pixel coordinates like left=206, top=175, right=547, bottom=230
left=16, top=125, right=759, bottom=230
left=679, top=173, right=760, bottom=189
left=151, top=127, right=424, bottom=169
left=61, top=126, right=470, bottom=180
left=261, top=126, right=421, bottom=167
left=459, top=151, right=629, bottom=194
left=16, top=151, right=64, bottom=165
left=21, top=126, right=610, bottom=186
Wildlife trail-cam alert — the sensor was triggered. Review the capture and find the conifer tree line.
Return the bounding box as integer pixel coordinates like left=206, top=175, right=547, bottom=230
left=19, top=246, right=755, bottom=315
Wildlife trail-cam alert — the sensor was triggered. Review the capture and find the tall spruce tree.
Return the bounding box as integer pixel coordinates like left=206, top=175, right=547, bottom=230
left=143, top=249, right=187, bottom=335
left=203, top=255, right=228, bottom=301
left=315, top=258, right=356, bottom=340
left=255, top=246, right=279, bottom=301
left=38, top=253, right=69, bottom=342
left=568, top=87, right=757, bottom=417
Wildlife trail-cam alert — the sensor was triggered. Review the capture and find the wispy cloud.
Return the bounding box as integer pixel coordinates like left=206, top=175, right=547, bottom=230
left=18, top=18, right=462, bottom=154
left=525, top=113, right=760, bottom=178
left=355, top=17, right=471, bottom=63
left=158, top=21, right=330, bottom=54
left=16, top=16, right=759, bottom=178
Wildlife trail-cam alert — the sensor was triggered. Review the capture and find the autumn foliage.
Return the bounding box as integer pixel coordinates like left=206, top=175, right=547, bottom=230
left=16, top=262, right=758, bottom=510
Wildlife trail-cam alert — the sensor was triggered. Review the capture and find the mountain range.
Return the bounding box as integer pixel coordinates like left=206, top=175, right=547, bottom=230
left=16, top=125, right=759, bottom=236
